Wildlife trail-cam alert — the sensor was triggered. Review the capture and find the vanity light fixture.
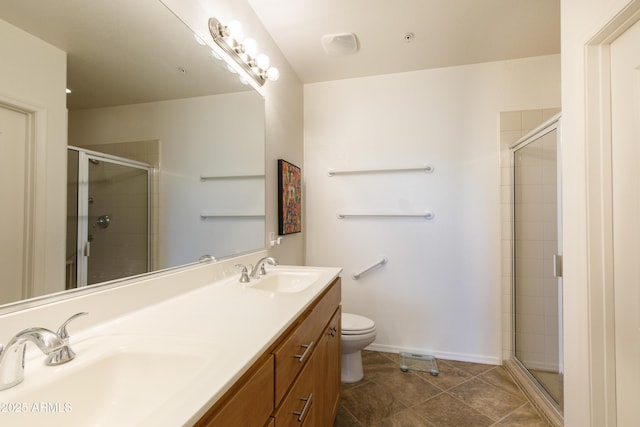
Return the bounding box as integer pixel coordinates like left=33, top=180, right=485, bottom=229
left=208, top=17, right=279, bottom=88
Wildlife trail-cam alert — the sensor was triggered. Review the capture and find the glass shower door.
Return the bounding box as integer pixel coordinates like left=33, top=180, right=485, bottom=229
left=68, top=148, right=151, bottom=288
left=512, top=120, right=563, bottom=408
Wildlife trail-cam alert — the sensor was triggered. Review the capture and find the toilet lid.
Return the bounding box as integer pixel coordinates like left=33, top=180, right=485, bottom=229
left=342, top=313, right=376, bottom=335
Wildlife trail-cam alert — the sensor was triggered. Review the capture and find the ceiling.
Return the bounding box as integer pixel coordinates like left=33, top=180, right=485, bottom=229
left=0, top=0, right=249, bottom=110
left=248, top=0, right=561, bottom=84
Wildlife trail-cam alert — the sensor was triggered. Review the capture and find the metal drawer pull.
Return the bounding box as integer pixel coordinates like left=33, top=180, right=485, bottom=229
left=328, top=326, right=338, bottom=337
left=294, top=342, right=314, bottom=363
left=293, top=393, right=313, bottom=422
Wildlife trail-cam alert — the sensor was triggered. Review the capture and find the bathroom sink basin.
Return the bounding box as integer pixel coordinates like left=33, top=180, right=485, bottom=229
left=4, top=335, right=214, bottom=426
left=249, top=270, right=322, bottom=293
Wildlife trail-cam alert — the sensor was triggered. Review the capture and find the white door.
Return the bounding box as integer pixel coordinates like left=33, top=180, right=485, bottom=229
left=0, top=105, right=29, bottom=304
left=610, top=17, right=640, bottom=425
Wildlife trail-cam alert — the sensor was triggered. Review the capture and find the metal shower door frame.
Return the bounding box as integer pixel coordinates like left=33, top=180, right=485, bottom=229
left=69, top=146, right=152, bottom=288
left=510, top=114, right=563, bottom=409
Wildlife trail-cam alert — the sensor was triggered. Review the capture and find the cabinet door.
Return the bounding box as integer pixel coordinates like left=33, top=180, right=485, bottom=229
left=313, top=307, right=341, bottom=426
left=326, top=307, right=341, bottom=423
left=197, top=355, right=274, bottom=427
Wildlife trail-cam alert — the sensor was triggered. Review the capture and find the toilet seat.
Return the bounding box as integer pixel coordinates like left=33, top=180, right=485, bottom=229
left=342, top=313, right=376, bottom=335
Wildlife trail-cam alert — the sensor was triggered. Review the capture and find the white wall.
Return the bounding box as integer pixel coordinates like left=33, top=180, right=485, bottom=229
left=69, top=92, right=265, bottom=265
left=304, top=55, right=560, bottom=363
left=0, top=19, right=67, bottom=298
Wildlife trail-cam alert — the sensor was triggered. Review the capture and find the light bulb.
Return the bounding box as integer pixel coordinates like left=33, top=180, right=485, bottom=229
left=226, top=63, right=237, bottom=74
left=255, top=53, right=270, bottom=70
left=266, top=67, right=280, bottom=81
left=242, top=38, right=258, bottom=57
left=226, top=20, right=244, bottom=42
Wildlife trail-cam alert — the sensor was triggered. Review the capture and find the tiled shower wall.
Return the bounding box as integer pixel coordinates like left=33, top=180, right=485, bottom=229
left=81, top=140, right=160, bottom=273
left=500, top=108, right=560, bottom=362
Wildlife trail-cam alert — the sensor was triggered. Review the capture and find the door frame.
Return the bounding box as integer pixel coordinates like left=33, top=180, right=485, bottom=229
left=0, top=95, right=47, bottom=299
left=584, top=2, right=640, bottom=425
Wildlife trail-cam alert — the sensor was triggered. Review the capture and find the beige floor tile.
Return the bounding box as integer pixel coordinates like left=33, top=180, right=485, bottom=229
left=341, top=381, right=408, bottom=425
left=337, top=351, right=548, bottom=427
left=373, top=369, right=443, bottom=406
left=448, top=377, right=527, bottom=421
left=478, top=366, right=525, bottom=399
left=411, top=393, right=494, bottom=427
left=370, top=408, right=436, bottom=427
left=497, top=403, right=551, bottom=426
left=412, top=360, right=474, bottom=391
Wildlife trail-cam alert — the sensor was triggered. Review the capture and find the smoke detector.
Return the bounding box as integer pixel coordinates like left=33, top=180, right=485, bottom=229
left=321, top=33, right=359, bottom=55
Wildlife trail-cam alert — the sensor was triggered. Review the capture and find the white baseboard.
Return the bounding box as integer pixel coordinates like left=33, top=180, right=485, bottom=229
left=365, top=343, right=502, bottom=366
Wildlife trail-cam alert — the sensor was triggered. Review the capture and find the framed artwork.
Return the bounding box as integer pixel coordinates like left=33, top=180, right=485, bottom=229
left=278, top=159, right=302, bottom=235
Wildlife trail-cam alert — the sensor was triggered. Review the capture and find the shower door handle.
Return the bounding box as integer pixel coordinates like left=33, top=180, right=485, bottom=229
left=553, top=254, right=563, bottom=278
left=83, top=241, right=91, bottom=257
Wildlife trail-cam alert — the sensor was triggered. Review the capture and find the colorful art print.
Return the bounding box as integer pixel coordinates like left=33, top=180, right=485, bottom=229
left=278, top=159, right=301, bottom=235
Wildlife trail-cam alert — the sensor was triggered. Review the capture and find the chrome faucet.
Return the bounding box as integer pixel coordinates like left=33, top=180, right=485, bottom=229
left=250, top=256, right=278, bottom=279
left=0, top=312, right=87, bottom=391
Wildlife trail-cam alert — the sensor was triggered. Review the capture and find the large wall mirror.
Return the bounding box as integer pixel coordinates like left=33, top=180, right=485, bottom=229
left=0, top=0, right=265, bottom=311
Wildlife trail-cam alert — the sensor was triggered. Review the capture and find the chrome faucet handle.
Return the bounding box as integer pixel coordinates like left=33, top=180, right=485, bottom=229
left=45, top=312, right=88, bottom=366
left=235, top=264, right=251, bottom=283
left=259, top=263, right=269, bottom=276
left=56, top=312, right=88, bottom=339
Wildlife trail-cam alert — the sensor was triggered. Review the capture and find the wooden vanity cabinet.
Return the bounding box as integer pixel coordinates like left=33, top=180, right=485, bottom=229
left=273, top=350, right=316, bottom=426
left=196, top=277, right=341, bottom=427
left=314, top=307, right=341, bottom=426
left=194, top=354, right=274, bottom=427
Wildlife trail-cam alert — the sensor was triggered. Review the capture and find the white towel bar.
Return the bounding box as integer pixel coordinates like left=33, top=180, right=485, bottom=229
left=328, top=165, right=433, bottom=177
left=352, top=257, right=388, bottom=279
left=200, top=174, right=264, bottom=180
left=200, top=213, right=264, bottom=219
left=337, top=211, right=434, bottom=220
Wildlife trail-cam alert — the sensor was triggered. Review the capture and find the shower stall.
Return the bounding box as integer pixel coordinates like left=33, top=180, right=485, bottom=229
left=66, top=147, right=152, bottom=289
left=507, top=114, right=563, bottom=423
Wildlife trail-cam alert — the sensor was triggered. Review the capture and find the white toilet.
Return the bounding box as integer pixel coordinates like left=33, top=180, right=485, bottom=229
left=341, top=312, right=377, bottom=383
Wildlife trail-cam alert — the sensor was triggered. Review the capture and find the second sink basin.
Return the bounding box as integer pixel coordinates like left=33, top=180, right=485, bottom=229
left=249, top=270, right=322, bottom=293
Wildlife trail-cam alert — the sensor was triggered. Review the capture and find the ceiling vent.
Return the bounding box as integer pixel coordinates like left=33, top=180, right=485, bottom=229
left=321, top=33, right=359, bottom=55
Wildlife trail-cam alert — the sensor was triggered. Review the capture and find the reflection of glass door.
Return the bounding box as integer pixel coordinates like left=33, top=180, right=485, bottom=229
left=512, top=118, right=563, bottom=409
left=67, top=147, right=151, bottom=288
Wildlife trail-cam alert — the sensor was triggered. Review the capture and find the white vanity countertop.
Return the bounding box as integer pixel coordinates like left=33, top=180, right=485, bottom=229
left=0, top=264, right=341, bottom=427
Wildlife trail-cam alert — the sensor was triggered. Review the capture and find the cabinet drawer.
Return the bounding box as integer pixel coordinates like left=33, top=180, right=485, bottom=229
left=273, top=278, right=341, bottom=403
left=273, top=352, right=315, bottom=427
left=309, top=279, right=340, bottom=335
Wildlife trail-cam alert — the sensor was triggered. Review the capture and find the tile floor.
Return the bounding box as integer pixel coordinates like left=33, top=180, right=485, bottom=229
left=334, top=351, right=549, bottom=427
